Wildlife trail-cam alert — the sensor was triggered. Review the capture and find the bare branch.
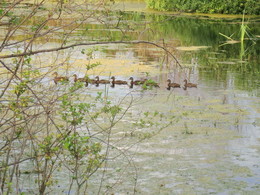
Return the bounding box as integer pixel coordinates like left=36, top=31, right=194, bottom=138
left=0, top=41, right=182, bottom=68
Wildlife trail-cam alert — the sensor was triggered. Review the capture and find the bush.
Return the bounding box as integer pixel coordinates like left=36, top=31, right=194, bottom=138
left=145, top=0, right=260, bottom=15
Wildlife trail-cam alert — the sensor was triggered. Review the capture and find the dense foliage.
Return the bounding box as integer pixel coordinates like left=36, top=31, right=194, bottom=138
left=145, top=0, right=260, bottom=15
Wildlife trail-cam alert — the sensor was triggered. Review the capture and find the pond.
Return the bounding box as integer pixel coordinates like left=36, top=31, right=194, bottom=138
left=0, top=1, right=260, bottom=194
left=83, top=9, right=260, bottom=193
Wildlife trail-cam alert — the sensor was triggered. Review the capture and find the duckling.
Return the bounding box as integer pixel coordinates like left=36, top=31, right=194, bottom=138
left=111, top=76, right=128, bottom=85
left=95, top=76, right=110, bottom=84
left=52, top=72, right=69, bottom=84
left=184, top=79, right=197, bottom=88
left=167, top=79, right=180, bottom=88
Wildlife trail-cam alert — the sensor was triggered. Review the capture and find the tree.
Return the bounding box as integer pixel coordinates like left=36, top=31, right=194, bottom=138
left=0, top=1, right=177, bottom=194
left=145, top=0, right=260, bottom=15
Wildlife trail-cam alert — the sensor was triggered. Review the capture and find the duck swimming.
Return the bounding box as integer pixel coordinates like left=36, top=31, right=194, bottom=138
left=183, top=79, right=197, bottom=88
left=95, top=76, right=110, bottom=84
left=167, top=79, right=180, bottom=88
left=73, top=74, right=88, bottom=86
left=111, top=76, right=128, bottom=85
left=73, top=74, right=88, bottom=82
left=52, top=72, right=69, bottom=84
left=129, top=77, right=147, bottom=86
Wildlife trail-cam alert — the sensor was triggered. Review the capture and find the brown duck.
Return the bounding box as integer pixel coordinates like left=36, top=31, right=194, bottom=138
left=167, top=79, right=180, bottom=88
left=52, top=72, right=69, bottom=84
left=184, top=79, right=197, bottom=88
left=73, top=74, right=87, bottom=82
left=72, top=74, right=89, bottom=86
left=129, top=77, right=146, bottom=86
left=95, top=76, right=110, bottom=84
left=111, top=76, right=128, bottom=85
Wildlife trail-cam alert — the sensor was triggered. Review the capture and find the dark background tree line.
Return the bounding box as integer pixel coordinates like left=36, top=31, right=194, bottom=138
left=145, top=0, right=260, bottom=15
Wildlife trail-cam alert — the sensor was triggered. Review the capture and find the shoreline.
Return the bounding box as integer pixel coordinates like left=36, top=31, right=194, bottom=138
left=114, top=0, right=260, bottom=20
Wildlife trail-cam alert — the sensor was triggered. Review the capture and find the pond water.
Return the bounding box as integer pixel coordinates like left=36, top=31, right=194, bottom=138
left=71, top=4, right=260, bottom=193
left=1, top=1, right=260, bottom=194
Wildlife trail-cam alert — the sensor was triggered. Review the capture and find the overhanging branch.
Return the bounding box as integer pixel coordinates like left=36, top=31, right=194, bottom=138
left=0, top=41, right=182, bottom=68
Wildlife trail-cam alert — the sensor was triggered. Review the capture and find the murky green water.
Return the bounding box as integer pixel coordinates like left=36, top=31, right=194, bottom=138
left=1, top=1, right=260, bottom=194
left=73, top=5, right=260, bottom=194
left=69, top=10, right=260, bottom=194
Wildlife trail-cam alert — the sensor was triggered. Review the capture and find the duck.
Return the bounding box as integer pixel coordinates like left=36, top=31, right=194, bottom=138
left=95, top=76, right=110, bottom=84
left=129, top=77, right=146, bottom=86
left=52, top=72, right=69, bottom=84
left=111, top=76, right=128, bottom=85
left=183, top=79, right=197, bottom=88
left=73, top=74, right=88, bottom=83
left=129, top=77, right=143, bottom=88
left=167, top=79, right=180, bottom=88
left=72, top=74, right=88, bottom=86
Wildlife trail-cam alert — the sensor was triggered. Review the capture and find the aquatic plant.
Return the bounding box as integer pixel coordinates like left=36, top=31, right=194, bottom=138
left=219, top=11, right=256, bottom=61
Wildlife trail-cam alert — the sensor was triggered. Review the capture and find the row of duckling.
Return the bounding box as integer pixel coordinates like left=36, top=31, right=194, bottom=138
left=52, top=72, right=197, bottom=89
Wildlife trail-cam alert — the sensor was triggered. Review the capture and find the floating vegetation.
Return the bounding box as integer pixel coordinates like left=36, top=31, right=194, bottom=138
left=176, top=46, right=210, bottom=51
